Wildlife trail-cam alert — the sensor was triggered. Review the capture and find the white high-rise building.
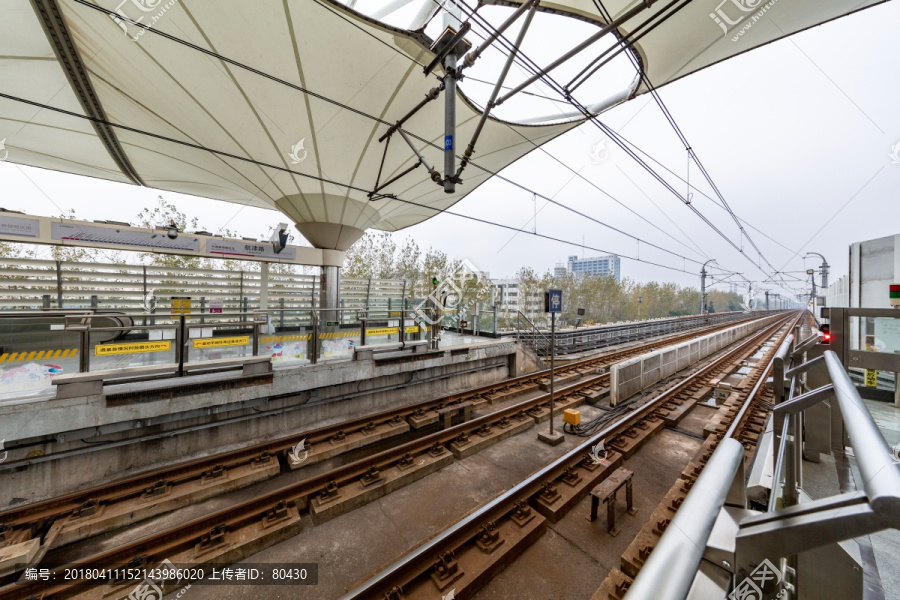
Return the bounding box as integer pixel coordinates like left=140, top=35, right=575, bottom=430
left=566, top=254, right=621, bottom=282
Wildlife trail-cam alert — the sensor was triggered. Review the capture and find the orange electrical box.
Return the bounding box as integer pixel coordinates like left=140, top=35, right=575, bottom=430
left=563, top=409, right=581, bottom=426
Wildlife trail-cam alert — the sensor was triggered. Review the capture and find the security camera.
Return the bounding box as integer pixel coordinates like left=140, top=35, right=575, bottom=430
left=271, top=222, right=289, bottom=254
left=166, top=222, right=178, bottom=240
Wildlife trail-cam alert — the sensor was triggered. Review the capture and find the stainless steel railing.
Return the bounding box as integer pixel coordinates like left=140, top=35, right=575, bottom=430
left=625, top=438, right=746, bottom=600
left=627, top=328, right=900, bottom=600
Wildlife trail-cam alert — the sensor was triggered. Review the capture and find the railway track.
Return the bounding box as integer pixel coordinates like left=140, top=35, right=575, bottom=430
left=337, top=311, right=804, bottom=600
left=0, top=312, right=787, bottom=599
left=0, top=316, right=764, bottom=553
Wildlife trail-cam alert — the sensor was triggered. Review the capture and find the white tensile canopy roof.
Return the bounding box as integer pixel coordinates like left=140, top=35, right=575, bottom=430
left=497, top=0, right=884, bottom=94
left=0, top=0, right=883, bottom=250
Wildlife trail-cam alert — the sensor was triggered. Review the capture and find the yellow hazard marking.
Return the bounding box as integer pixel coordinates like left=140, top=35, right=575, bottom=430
left=95, top=341, right=171, bottom=356
left=0, top=349, right=78, bottom=363
left=318, top=331, right=360, bottom=339
left=260, top=335, right=310, bottom=343
left=192, top=336, right=250, bottom=349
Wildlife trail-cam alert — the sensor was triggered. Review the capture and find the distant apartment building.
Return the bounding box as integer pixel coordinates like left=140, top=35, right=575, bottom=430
left=566, top=254, right=621, bottom=283
left=553, top=263, right=567, bottom=278
left=493, top=278, right=542, bottom=314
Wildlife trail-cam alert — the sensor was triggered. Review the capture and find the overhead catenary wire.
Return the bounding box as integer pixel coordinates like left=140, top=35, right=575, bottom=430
left=455, top=0, right=790, bottom=272
left=432, top=0, right=714, bottom=261
left=590, top=0, right=790, bottom=287
left=449, top=1, right=751, bottom=266
left=66, top=0, right=798, bottom=295
left=454, top=0, right=797, bottom=298
left=0, top=90, right=699, bottom=276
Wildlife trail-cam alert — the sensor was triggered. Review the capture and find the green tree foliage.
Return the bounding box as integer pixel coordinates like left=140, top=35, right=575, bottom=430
left=343, top=231, right=491, bottom=306
left=341, top=231, right=750, bottom=327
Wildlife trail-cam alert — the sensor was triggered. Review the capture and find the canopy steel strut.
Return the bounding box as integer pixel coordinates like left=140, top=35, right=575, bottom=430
left=455, top=0, right=539, bottom=181
left=371, top=0, right=660, bottom=198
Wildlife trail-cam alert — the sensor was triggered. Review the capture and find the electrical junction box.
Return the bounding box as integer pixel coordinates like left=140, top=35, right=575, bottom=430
left=563, top=409, right=581, bottom=426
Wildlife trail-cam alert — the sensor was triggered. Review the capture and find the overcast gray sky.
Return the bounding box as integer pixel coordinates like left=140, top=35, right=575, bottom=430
left=1, top=0, right=897, bottom=300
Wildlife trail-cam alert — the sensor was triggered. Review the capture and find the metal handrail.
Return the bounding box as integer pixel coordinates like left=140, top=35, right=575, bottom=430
left=824, top=351, right=900, bottom=510
left=513, top=310, right=552, bottom=343
left=600, top=315, right=900, bottom=600
left=625, top=438, right=746, bottom=600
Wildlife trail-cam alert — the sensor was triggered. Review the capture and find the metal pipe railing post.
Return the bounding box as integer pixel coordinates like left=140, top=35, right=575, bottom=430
left=176, top=314, right=186, bottom=376
left=824, top=351, right=900, bottom=509
left=55, top=260, right=64, bottom=309
left=252, top=315, right=260, bottom=356
left=78, top=324, right=90, bottom=373
left=311, top=311, right=319, bottom=365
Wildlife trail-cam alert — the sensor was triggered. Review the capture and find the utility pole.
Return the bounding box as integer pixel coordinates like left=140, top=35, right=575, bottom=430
left=765, top=290, right=770, bottom=310
left=700, top=259, right=715, bottom=315
left=805, top=252, right=829, bottom=311
left=806, top=269, right=817, bottom=304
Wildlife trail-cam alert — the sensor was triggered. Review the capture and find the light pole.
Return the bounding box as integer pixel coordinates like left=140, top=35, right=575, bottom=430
left=637, top=295, right=642, bottom=320
left=804, top=252, right=829, bottom=290
left=700, top=259, right=715, bottom=315
left=807, top=269, right=816, bottom=307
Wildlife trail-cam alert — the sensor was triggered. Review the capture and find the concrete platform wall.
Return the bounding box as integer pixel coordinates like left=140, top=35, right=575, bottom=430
left=609, top=315, right=782, bottom=406
left=0, top=342, right=515, bottom=506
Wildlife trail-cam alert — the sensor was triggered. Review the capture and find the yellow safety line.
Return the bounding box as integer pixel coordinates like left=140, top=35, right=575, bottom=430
left=0, top=354, right=7, bottom=363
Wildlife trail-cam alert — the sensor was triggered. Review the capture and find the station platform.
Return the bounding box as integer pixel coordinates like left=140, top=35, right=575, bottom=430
left=0, top=328, right=498, bottom=402
left=0, top=335, right=519, bottom=506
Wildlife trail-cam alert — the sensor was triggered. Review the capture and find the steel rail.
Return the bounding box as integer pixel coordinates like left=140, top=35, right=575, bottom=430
left=338, top=314, right=797, bottom=599
left=0, top=315, right=788, bottom=599
left=625, top=310, right=808, bottom=600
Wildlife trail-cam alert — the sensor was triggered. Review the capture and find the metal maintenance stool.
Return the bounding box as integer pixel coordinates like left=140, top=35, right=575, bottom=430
left=589, top=467, right=637, bottom=536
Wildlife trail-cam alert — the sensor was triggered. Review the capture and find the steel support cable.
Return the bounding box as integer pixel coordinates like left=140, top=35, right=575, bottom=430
left=0, top=91, right=700, bottom=276
left=590, top=0, right=782, bottom=274
left=463, top=0, right=794, bottom=297
left=479, top=0, right=798, bottom=259
left=568, top=0, right=696, bottom=93
left=71, top=0, right=710, bottom=272
left=434, top=0, right=714, bottom=262
left=423, top=0, right=710, bottom=261
left=451, top=2, right=793, bottom=300
left=590, top=0, right=786, bottom=281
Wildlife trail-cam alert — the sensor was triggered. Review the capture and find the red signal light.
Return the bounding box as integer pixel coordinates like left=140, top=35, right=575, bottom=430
left=822, top=332, right=832, bottom=344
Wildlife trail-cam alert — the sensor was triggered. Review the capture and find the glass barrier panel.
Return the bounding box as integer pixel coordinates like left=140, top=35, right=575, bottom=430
left=0, top=315, right=84, bottom=398
left=261, top=310, right=312, bottom=364
left=91, top=317, right=179, bottom=372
